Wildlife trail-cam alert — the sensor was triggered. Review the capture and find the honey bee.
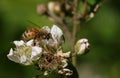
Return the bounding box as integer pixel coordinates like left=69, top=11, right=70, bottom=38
left=22, top=27, right=52, bottom=46
left=22, top=28, right=39, bottom=41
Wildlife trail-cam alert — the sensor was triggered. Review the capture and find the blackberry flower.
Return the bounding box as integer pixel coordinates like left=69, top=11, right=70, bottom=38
left=7, top=40, right=42, bottom=65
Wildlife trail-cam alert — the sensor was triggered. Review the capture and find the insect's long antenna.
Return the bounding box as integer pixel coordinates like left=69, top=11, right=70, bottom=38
left=27, top=20, right=41, bottom=27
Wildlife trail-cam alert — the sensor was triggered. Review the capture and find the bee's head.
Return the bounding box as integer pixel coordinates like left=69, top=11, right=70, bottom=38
left=45, top=33, right=53, bottom=40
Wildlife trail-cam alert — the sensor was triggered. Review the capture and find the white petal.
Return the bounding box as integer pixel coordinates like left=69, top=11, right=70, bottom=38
left=26, top=39, right=34, bottom=46
left=13, top=40, right=25, bottom=46
left=44, top=71, right=48, bottom=76
left=7, top=48, right=14, bottom=56
left=63, top=68, right=71, bottom=71
left=62, top=59, right=68, bottom=68
left=31, top=46, right=42, bottom=60
left=86, top=43, right=90, bottom=47
left=62, top=51, right=71, bottom=58
left=79, top=38, right=88, bottom=43
left=78, top=44, right=86, bottom=54
left=58, top=68, right=73, bottom=76
left=7, top=48, right=20, bottom=63
left=20, top=55, right=27, bottom=63
left=51, top=25, right=63, bottom=41
left=42, top=26, right=51, bottom=33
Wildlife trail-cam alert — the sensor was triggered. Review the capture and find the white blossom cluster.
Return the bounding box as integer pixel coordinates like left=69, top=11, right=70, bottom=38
left=7, top=25, right=72, bottom=76
left=7, top=25, right=90, bottom=76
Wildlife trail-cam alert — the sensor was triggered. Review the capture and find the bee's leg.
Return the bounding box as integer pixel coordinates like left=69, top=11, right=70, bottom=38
left=43, top=45, right=49, bottom=52
left=33, top=38, right=37, bottom=46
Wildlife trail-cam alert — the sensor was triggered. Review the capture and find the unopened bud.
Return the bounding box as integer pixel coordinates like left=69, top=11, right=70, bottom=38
left=37, top=4, right=47, bottom=15
left=89, top=12, right=94, bottom=18
left=75, top=38, right=90, bottom=55
left=94, top=4, right=100, bottom=12
left=65, top=4, right=71, bottom=11
left=48, top=1, right=61, bottom=14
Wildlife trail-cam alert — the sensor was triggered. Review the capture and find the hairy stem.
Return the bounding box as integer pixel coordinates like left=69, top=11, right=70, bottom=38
left=72, top=0, right=80, bottom=66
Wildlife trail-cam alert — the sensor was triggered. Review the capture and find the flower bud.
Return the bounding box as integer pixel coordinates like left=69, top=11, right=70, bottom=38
left=37, top=4, right=47, bottom=15
left=75, top=38, right=90, bottom=55
left=89, top=12, right=94, bottom=18
left=48, top=1, right=61, bottom=14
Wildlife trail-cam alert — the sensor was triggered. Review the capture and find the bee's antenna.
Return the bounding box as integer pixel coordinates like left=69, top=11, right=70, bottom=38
left=27, top=20, right=41, bottom=27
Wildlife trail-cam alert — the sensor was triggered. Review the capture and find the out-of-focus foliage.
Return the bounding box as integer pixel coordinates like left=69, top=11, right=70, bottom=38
left=0, top=0, right=120, bottom=78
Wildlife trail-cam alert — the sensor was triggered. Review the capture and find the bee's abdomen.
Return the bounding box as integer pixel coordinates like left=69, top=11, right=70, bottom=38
left=22, top=28, right=39, bottom=41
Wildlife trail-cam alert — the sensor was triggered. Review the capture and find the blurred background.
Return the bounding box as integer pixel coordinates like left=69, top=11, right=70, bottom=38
left=0, top=0, right=120, bottom=78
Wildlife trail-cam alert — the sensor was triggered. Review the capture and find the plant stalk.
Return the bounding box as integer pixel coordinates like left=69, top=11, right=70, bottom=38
left=72, top=0, right=80, bottom=66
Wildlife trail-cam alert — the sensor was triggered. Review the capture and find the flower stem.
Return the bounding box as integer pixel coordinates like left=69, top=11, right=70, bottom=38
left=72, top=0, right=80, bottom=66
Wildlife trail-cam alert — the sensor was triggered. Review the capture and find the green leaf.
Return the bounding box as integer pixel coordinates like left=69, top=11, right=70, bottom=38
left=66, top=61, right=79, bottom=78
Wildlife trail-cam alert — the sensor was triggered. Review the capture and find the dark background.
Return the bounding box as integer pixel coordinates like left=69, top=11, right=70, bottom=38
left=0, top=0, right=120, bottom=78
